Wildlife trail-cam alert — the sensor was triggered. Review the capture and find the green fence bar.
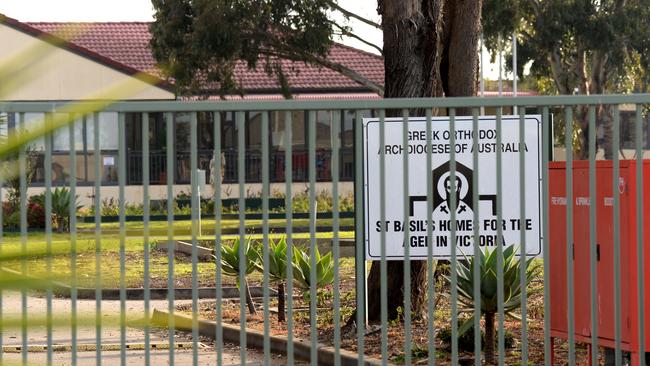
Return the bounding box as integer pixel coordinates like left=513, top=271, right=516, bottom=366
left=588, top=105, right=598, bottom=366
left=165, top=111, right=176, bottom=366
left=191, top=111, right=200, bottom=366
left=142, top=112, right=151, bottom=366
left=425, top=108, right=435, bottom=366
left=261, top=111, right=271, bottom=365
left=93, top=111, right=102, bottom=366
left=496, top=107, right=505, bottom=366
left=635, top=104, right=645, bottom=363
left=541, top=107, right=552, bottom=366
left=401, top=108, right=411, bottom=365
left=213, top=111, right=224, bottom=366
left=284, top=110, right=295, bottom=365
left=613, top=105, right=622, bottom=366
left=518, top=107, right=528, bottom=365
left=308, top=110, right=318, bottom=364
left=45, top=112, right=54, bottom=366
left=354, top=109, right=365, bottom=364
left=472, top=108, right=481, bottom=366
left=69, top=114, right=78, bottom=366
left=332, top=109, right=342, bottom=366
left=449, top=108, right=459, bottom=365
left=236, top=110, right=247, bottom=365
left=19, top=112, right=27, bottom=366
left=118, top=112, right=127, bottom=366
left=564, top=106, right=575, bottom=365
left=379, top=109, right=388, bottom=366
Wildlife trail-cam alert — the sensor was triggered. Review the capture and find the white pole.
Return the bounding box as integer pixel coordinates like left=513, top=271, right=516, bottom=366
left=478, top=33, right=485, bottom=116
left=512, top=32, right=518, bottom=115
left=498, top=35, right=503, bottom=97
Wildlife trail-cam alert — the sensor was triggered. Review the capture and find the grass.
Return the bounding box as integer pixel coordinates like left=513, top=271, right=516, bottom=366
left=1, top=218, right=354, bottom=289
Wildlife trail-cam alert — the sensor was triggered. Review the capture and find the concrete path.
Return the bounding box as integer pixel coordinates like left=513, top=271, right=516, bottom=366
left=0, top=291, right=295, bottom=365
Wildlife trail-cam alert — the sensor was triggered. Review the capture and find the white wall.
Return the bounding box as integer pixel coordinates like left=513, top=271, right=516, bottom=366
left=0, top=23, right=174, bottom=101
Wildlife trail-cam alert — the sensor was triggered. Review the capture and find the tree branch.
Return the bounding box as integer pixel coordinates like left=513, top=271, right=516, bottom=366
left=329, top=21, right=383, bottom=54
left=260, top=46, right=385, bottom=96
left=326, top=0, right=382, bottom=29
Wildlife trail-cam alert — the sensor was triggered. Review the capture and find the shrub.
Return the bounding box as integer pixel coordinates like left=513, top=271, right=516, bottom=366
left=291, top=245, right=334, bottom=295
left=51, top=187, right=82, bottom=233
left=452, top=246, right=538, bottom=364
left=27, top=202, right=45, bottom=229
left=255, top=237, right=289, bottom=321
left=220, top=237, right=260, bottom=314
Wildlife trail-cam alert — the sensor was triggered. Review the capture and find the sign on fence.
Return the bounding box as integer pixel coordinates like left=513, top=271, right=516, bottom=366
left=363, top=115, right=543, bottom=260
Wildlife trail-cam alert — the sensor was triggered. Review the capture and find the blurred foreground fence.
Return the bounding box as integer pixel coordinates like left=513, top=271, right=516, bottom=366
left=0, top=94, right=649, bottom=365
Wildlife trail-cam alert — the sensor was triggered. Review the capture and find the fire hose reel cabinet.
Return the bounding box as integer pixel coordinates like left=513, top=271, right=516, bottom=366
left=548, top=160, right=650, bottom=365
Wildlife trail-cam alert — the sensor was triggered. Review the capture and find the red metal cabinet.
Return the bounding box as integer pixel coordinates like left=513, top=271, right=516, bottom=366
left=548, top=160, right=650, bottom=365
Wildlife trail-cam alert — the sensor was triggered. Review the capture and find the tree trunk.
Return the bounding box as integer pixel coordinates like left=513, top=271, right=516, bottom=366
left=277, top=281, right=285, bottom=322
left=484, top=311, right=496, bottom=365
left=244, top=279, right=257, bottom=315
left=366, top=0, right=482, bottom=322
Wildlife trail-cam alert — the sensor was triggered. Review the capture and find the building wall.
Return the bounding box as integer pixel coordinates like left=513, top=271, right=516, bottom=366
left=0, top=23, right=174, bottom=101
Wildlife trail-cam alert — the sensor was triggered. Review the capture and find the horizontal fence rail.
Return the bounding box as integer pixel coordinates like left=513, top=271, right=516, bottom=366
left=0, top=94, right=649, bottom=366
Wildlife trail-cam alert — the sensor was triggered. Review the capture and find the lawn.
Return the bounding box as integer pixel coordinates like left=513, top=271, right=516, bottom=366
left=0, top=218, right=354, bottom=289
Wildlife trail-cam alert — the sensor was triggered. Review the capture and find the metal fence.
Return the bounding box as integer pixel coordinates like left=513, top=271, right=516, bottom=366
left=0, top=94, right=649, bottom=365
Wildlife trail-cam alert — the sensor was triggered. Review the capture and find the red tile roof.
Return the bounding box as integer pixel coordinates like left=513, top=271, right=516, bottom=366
left=17, top=20, right=385, bottom=93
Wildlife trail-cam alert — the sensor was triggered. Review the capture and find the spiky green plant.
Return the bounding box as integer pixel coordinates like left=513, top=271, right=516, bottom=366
left=452, top=245, right=539, bottom=364
left=291, top=245, right=334, bottom=297
left=255, top=237, right=289, bottom=322
left=220, top=237, right=260, bottom=314
left=51, top=187, right=82, bottom=233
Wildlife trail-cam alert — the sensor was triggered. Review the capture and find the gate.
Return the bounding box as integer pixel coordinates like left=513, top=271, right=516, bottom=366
left=0, top=94, right=649, bottom=365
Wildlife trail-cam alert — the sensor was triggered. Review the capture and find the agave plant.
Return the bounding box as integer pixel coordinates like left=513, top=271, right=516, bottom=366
left=51, top=187, right=82, bottom=233
left=220, top=237, right=260, bottom=315
left=452, top=245, right=539, bottom=365
left=255, top=237, right=289, bottom=322
left=291, top=245, right=334, bottom=298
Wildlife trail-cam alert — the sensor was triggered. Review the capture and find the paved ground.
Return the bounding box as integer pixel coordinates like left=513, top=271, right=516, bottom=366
left=0, top=291, right=293, bottom=365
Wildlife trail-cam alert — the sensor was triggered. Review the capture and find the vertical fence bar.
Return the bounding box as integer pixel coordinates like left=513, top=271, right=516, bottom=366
left=213, top=111, right=223, bottom=366
left=354, top=109, right=366, bottom=363
left=118, top=112, right=127, bottom=366
left=284, top=110, right=295, bottom=365
left=18, top=112, right=27, bottom=366
left=332, top=110, right=342, bottom=366
left=588, top=106, right=598, bottom=366
left=401, top=108, right=411, bottom=365
left=236, top=111, right=247, bottom=364
left=69, top=115, right=78, bottom=366
left=378, top=109, right=388, bottom=365
left=541, top=107, right=552, bottom=366
left=635, top=104, right=645, bottom=364
left=0, top=114, right=3, bottom=366
left=165, top=112, right=175, bottom=366
left=142, top=112, right=151, bottom=366
left=518, top=107, right=528, bottom=364
left=449, top=108, right=459, bottom=365
left=190, top=112, right=199, bottom=366
left=45, top=112, right=54, bottom=366
left=308, top=110, right=318, bottom=364
left=612, top=105, right=622, bottom=366
left=425, top=108, right=435, bottom=366
left=261, top=111, right=270, bottom=365
left=472, top=108, right=481, bottom=366
left=564, top=106, right=575, bottom=365
left=496, top=107, right=505, bottom=366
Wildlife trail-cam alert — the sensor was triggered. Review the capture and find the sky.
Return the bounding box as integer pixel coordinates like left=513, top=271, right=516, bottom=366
left=0, top=0, right=504, bottom=80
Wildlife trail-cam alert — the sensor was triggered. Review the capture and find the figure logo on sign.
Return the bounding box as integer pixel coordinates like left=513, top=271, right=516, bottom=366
left=409, top=161, right=497, bottom=216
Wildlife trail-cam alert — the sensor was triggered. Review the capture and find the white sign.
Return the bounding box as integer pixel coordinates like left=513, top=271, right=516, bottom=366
left=363, top=115, right=543, bottom=260
left=103, top=156, right=115, bottom=166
